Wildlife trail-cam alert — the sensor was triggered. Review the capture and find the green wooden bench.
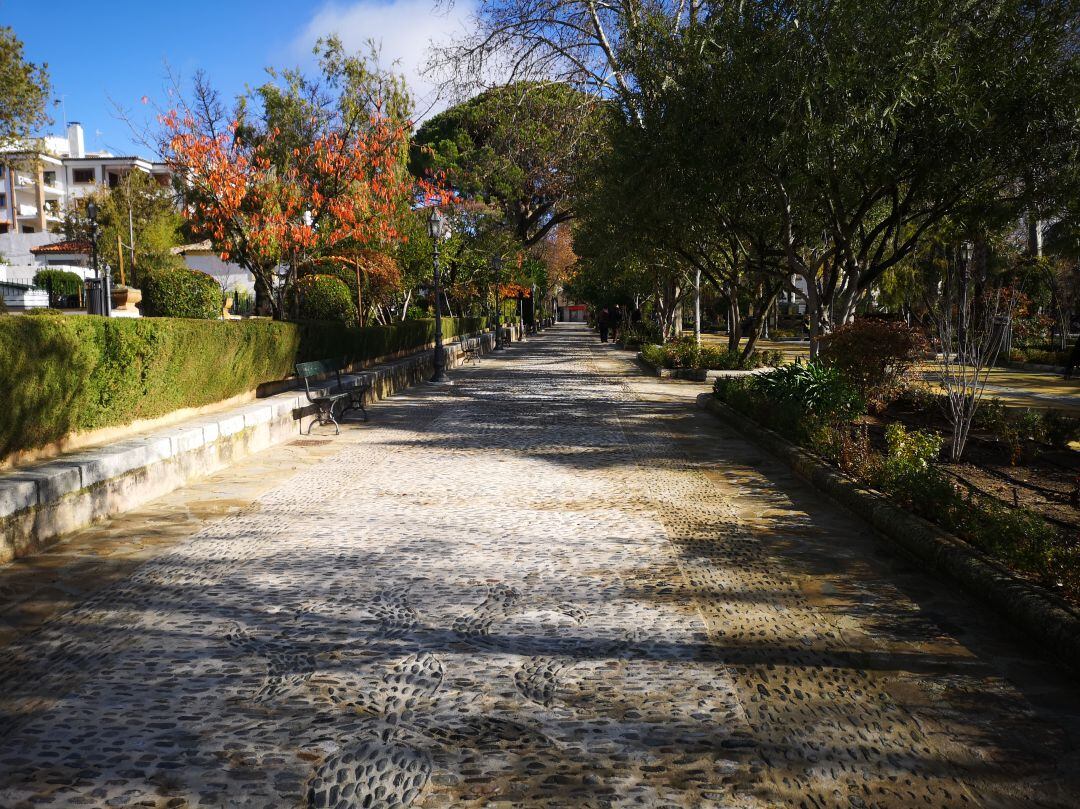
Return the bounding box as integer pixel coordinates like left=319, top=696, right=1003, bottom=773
left=459, top=335, right=481, bottom=365
left=295, top=359, right=370, bottom=435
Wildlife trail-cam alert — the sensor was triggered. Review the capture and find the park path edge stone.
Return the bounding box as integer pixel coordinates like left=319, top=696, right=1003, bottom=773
left=696, top=391, right=1080, bottom=675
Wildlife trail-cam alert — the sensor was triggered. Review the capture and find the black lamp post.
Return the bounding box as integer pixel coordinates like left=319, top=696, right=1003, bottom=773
left=428, top=207, right=451, bottom=384
left=516, top=291, right=526, bottom=342
left=490, top=255, right=504, bottom=350
left=86, top=200, right=109, bottom=316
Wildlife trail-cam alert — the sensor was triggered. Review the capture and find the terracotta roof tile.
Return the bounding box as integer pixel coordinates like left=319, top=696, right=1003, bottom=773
left=30, top=239, right=92, bottom=255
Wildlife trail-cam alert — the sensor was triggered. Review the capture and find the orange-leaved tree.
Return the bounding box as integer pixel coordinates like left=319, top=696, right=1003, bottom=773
left=161, top=39, right=444, bottom=319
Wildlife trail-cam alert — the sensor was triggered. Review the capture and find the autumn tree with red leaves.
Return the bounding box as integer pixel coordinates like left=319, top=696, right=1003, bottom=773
left=161, top=38, right=440, bottom=319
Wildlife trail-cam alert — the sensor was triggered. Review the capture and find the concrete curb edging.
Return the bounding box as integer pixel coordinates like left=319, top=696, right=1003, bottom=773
left=0, top=331, right=499, bottom=564
left=696, top=392, right=1080, bottom=673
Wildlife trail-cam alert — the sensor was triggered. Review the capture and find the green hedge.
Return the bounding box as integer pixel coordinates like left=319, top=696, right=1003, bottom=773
left=0, top=315, right=486, bottom=458
left=33, top=268, right=83, bottom=297
left=142, top=267, right=222, bottom=319
left=288, top=275, right=356, bottom=325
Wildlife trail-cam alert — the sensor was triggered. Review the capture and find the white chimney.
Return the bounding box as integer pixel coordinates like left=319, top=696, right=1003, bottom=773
left=67, top=122, right=85, bottom=158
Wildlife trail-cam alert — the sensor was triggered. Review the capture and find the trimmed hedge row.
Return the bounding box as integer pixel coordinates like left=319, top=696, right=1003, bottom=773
left=142, top=268, right=222, bottom=319
left=0, top=315, right=486, bottom=458
left=288, top=275, right=357, bottom=324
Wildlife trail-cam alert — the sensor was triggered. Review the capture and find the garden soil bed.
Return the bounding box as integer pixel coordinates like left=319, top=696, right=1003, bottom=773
left=868, top=400, right=1080, bottom=536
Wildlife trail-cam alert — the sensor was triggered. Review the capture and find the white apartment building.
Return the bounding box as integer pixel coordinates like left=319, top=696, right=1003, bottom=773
left=0, top=123, right=172, bottom=235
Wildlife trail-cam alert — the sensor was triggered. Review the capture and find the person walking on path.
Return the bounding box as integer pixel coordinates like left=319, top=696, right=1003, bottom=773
left=610, top=306, right=623, bottom=343
left=1066, top=336, right=1080, bottom=380
left=597, top=307, right=610, bottom=342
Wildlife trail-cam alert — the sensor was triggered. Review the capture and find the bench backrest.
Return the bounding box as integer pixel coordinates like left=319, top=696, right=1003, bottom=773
left=296, top=359, right=338, bottom=380
left=296, top=358, right=349, bottom=402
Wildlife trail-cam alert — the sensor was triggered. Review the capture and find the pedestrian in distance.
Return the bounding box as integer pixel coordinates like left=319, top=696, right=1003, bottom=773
left=610, top=306, right=623, bottom=343
left=1065, top=336, right=1080, bottom=380
left=598, top=307, right=610, bottom=343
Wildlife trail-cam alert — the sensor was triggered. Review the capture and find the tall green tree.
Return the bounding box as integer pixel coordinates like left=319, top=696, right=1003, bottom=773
left=411, top=82, right=607, bottom=246
left=0, top=27, right=50, bottom=146
left=62, top=172, right=185, bottom=287
left=602, top=0, right=1080, bottom=349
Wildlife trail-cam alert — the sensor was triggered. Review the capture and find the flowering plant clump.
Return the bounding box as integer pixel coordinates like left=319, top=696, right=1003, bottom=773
left=819, top=318, right=929, bottom=412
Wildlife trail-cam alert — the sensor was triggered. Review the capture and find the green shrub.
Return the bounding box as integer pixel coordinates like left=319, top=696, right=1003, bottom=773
left=33, top=268, right=83, bottom=298
left=640, top=344, right=666, bottom=368
left=878, top=424, right=943, bottom=491
left=753, top=348, right=784, bottom=367
left=1008, top=348, right=1069, bottom=366
left=643, top=336, right=776, bottom=370
left=142, top=267, right=222, bottom=319
left=988, top=407, right=1047, bottom=464
left=1043, top=410, right=1080, bottom=448
left=0, top=315, right=486, bottom=459
left=620, top=321, right=662, bottom=349
left=288, top=274, right=357, bottom=325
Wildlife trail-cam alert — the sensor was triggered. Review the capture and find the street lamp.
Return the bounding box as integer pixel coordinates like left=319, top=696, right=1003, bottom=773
left=86, top=200, right=110, bottom=316
left=490, top=255, right=504, bottom=351
left=516, top=290, right=527, bottom=342
left=427, top=206, right=451, bottom=383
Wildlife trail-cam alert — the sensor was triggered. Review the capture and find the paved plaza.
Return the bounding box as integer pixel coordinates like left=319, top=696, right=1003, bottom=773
left=1, top=324, right=1079, bottom=808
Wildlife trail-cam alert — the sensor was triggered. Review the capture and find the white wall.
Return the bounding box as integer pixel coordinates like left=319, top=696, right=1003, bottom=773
left=181, top=253, right=255, bottom=294
left=0, top=232, right=55, bottom=265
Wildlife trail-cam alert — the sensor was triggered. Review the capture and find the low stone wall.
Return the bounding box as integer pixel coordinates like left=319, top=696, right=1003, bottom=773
left=697, top=392, right=1080, bottom=673
left=0, top=331, right=496, bottom=563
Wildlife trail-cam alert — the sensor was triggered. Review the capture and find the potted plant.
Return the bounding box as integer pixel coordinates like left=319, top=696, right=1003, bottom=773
left=111, top=285, right=142, bottom=311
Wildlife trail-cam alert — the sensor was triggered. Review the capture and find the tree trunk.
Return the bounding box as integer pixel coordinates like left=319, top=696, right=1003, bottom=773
left=727, top=294, right=742, bottom=352
left=694, top=268, right=701, bottom=345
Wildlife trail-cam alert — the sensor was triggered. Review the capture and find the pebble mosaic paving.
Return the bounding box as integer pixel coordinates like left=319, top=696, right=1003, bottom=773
left=0, top=324, right=1078, bottom=808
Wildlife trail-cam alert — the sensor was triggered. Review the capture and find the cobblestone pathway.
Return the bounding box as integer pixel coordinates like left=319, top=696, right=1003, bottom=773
left=1, top=324, right=1079, bottom=808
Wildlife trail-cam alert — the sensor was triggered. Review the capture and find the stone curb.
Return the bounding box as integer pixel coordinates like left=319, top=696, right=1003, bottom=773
left=695, top=392, right=1080, bottom=673
left=0, top=331, right=499, bottom=564
left=637, top=353, right=771, bottom=381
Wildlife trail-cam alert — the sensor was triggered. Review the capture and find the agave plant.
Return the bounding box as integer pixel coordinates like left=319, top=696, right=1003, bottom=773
left=751, top=361, right=863, bottom=423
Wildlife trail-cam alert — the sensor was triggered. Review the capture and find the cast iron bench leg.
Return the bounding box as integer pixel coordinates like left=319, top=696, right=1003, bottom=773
left=306, top=398, right=342, bottom=435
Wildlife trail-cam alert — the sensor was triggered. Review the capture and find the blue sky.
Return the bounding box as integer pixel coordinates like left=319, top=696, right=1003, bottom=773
left=1, top=0, right=473, bottom=157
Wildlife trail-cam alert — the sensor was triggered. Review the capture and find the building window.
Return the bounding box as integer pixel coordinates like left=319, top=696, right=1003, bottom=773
left=43, top=170, right=56, bottom=186
left=108, top=172, right=120, bottom=189
left=0, top=193, right=6, bottom=208
left=0, top=165, right=6, bottom=179
left=22, top=225, right=35, bottom=233
left=0, top=224, right=8, bottom=234
left=72, top=168, right=95, bottom=183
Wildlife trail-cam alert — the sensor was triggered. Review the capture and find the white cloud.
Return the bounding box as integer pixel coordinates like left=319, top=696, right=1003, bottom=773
left=293, top=0, right=476, bottom=122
